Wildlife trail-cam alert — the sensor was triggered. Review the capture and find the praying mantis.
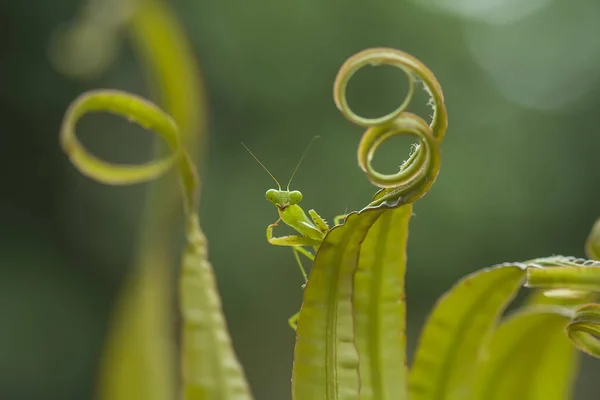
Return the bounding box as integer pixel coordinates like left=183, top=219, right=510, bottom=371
left=242, top=138, right=346, bottom=330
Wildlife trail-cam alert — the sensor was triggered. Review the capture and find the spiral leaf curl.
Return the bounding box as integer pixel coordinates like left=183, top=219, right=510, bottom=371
left=60, top=89, right=198, bottom=211
left=333, top=48, right=448, bottom=208
left=526, top=261, right=600, bottom=358
left=565, top=304, right=600, bottom=357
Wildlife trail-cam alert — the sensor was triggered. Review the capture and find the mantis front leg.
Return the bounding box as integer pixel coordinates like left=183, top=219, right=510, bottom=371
left=309, top=209, right=348, bottom=230
left=308, top=209, right=329, bottom=233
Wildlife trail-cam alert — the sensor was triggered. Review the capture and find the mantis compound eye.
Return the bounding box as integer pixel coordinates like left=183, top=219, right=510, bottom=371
left=266, top=189, right=278, bottom=203
left=289, top=190, right=303, bottom=204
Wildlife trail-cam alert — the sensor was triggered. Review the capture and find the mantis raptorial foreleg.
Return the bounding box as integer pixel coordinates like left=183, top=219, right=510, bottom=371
left=308, top=209, right=329, bottom=233
left=266, top=222, right=322, bottom=247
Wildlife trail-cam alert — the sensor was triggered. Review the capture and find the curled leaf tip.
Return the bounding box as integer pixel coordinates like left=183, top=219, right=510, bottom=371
left=511, top=255, right=600, bottom=359
left=59, top=89, right=199, bottom=212
left=567, top=304, right=600, bottom=358
left=333, top=48, right=448, bottom=208
left=60, top=89, right=181, bottom=185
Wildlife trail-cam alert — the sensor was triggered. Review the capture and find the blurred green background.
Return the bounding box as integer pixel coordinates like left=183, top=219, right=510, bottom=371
left=2, top=0, right=600, bottom=399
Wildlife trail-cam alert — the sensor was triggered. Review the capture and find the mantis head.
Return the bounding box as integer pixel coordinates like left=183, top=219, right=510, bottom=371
left=266, top=189, right=303, bottom=210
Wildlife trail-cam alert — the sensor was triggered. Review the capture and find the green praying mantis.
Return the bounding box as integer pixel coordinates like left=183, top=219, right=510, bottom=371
left=242, top=138, right=346, bottom=330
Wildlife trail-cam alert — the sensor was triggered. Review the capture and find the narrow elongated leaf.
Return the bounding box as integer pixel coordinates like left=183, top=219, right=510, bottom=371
left=97, top=252, right=176, bottom=400
left=353, top=204, right=412, bottom=400
left=92, top=2, right=207, bottom=398
left=181, top=215, right=253, bottom=400
left=292, top=204, right=412, bottom=400
left=60, top=90, right=253, bottom=400
left=408, top=265, right=526, bottom=400
left=292, top=209, right=384, bottom=400
left=472, top=308, right=577, bottom=400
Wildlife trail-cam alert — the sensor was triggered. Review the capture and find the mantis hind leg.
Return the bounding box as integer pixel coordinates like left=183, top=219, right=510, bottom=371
left=334, top=213, right=349, bottom=225
left=289, top=247, right=314, bottom=331
left=292, top=246, right=314, bottom=284
left=288, top=312, right=300, bottom=331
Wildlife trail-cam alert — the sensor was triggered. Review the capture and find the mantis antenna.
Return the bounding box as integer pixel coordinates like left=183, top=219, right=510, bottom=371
left=241, top=142, right=282, bottom=190
left=286, top=135, right=320, bottom=190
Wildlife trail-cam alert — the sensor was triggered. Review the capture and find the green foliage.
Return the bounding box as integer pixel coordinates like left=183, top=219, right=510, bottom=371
left=57, top=6, right=600, bottom=399
left=60, top=87, right=252, bottom=400
left=471, top=308, right=576, bottom=400
left=409, top=266, right=527, bottom=400
left=54, top=1, right=210, bottom=399
left=291, top=48, right=447, bottom=400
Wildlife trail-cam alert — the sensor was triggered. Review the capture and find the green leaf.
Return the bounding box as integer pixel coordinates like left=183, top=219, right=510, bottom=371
left=97, top=256, right=176, bottom=400
left=58, top=2, right=211, bottom=399
left=292, top=209, right=384, bottom=400
left=353, top=205, right=412, bottom=400
left=181, top=215, right=254, bottom=400
left=408, top=265, right=527, bottom=400
left=516, top=257, right=600, bottom=359
left=60, top=90, right=253, bottom=400
left=472, top=307, right=577, bottom=400
left=292, top=204, right=412, bottom=400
